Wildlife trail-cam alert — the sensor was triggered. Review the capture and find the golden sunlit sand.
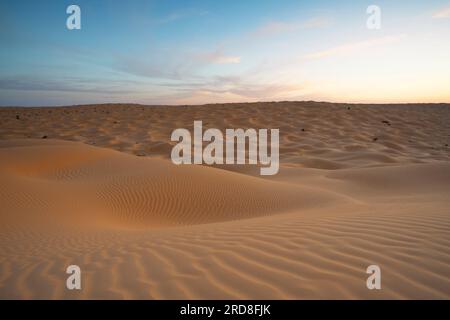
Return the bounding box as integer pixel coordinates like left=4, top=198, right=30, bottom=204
left=0, top=101, right=449, bottom=299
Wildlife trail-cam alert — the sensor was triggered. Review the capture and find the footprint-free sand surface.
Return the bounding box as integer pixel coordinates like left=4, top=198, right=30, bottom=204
left=0, top=101, right=449, bottom=299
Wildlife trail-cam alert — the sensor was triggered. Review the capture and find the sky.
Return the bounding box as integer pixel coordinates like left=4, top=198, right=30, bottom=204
left=1, top=0, right=450, bottom=106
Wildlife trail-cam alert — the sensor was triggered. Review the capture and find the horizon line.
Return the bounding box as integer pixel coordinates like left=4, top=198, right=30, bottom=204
left=2, top=100, right=450, bottom=109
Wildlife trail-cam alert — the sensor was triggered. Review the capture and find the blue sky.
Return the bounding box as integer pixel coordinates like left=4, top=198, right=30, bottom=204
left=1, top=0, right=450, bottom=106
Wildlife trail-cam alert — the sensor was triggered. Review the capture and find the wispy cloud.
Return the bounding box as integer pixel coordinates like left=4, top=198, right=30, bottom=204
left=112, top=48, right=241, bottom=82
left=0, top=76, right=140, bottom=95
left=253, top=16, right=329, bottom=37
left=432, top=6, right=450, bottom=19
left=153, top=9, right=209, bottom=24
left=156, top=73, right=309, bottom=104
left=172, top=83, right=309, bottom=105
left=114, top=55, right=173, bottom=79
left=304, top=35, right=405, bottom=59
left=229, top=83, right=307, bottom=100
left=200, top=50, right=241, bottom=64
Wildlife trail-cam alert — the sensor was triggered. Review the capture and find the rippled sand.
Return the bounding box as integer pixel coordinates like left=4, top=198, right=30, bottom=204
left=0, top=102, right=449, bottom=299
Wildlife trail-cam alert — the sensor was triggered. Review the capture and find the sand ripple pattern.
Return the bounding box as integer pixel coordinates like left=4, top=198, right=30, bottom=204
left=0, top=102, right=449, bottom=299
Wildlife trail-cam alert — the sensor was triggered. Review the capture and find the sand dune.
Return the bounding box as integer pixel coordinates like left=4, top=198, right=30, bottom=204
left=0, top=139, right=352, bottom=228
left=0, top=102, right=449, bottom=299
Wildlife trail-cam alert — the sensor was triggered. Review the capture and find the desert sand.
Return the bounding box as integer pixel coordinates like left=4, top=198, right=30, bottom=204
left=0, top=101, right=449, bottom=299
